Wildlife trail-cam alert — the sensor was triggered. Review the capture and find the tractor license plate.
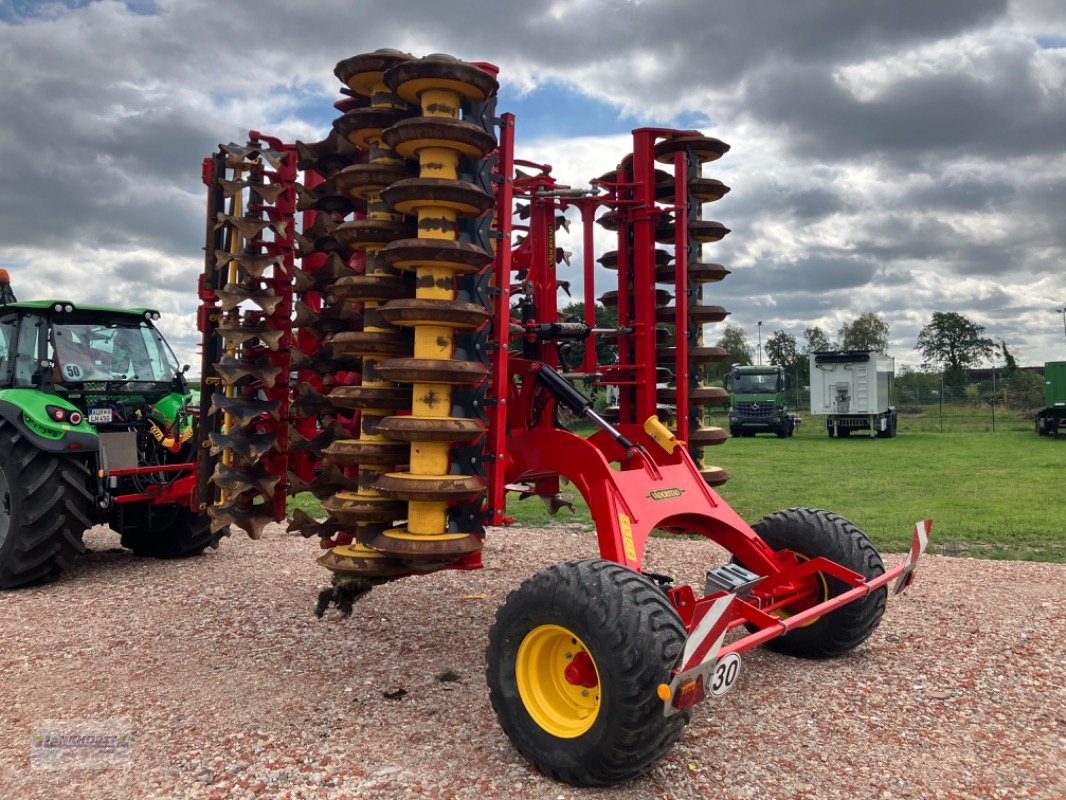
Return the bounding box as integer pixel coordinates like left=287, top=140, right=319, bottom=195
left=88, top=408, right=112, bottom=424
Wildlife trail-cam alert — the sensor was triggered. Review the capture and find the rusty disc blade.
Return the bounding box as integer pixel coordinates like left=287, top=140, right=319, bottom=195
left=376, top=415, right=484, bottom=443
left=334, top=108, right=412, bottom=148
left=689, top=220, right=731, bottom=243
left=653, top=135, right=730, bottom=164
left=207, top=503, right=275, bottom=539
left=331, top=331, right=412, bottom=358
left=689, top=305, right=731, bottom=324
left=287, top=508, right=344, bottom=540
left=334, top=218, right=416, bottom=250
left=382, top=117, right=496, bottom=160
left=379, top=298, right=491, bottom=329
left=385, top=54, right=498, bottom=105
left=208, top=429, right=278, bottom=461
left=329, top=385, right=412, bottom=410
left=334, top=162, right=417, bottom=201
left=323, top=492, right=407, bottom=524
left=382, top=177, right=494, bottom=217
left=362, top=527, right=483, bottom=559
left=689, top=178, right=730, bottom=203
left=209, top=395, right=281, bottom=425
left=373, top=473, right=484, bottom=503
left=377, top=357, right=487, bottom=385
left=211, top=462, right=279, bottom=499
left=688, top=426, right=730, bottom=447
left=690, top=387, right=731, bottom=407
left=332, top=274, right=411, bottom=302
left=335, top=49, right=415, bottom=96
left=655, top=262, right=731, bottom=284
left=325, top=439, right=410, bottom=466
left=700, top=466, right=731, bottom=487
left=216, top=285, right=283, bottom=314
left=378, top=237, right=492, bottom=274
left=317, top=546, right=411, bottom=577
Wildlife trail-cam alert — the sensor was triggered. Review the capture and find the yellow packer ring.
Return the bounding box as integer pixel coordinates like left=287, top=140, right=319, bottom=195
left=516, top=624, right=601, bottom=739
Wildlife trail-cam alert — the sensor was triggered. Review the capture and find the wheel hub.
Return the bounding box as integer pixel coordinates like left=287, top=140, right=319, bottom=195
left=516, top=624, right=601, bottom=739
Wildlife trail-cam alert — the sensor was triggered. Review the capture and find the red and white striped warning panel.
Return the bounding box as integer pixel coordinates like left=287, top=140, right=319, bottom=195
left=661, top=592, right=739, bottom=716
left=893, top=518, right=932, bottom=595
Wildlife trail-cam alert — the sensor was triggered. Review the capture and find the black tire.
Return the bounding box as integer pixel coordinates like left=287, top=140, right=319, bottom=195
left=119, top=506, right=227, bottom=558
left=0, top=420, right=92, bottom=589
left=747, top=507, right=886, bottom=659
left=729, top=425, right=740, bottom=437
left=486, top=559, right=689, bottom=786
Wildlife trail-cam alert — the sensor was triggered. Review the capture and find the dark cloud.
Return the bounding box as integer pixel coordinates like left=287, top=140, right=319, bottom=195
left=0, top=0, right=1062, bottom=367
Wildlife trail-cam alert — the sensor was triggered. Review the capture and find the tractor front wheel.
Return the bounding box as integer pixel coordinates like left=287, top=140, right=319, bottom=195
left=751, top=507, right=887, bottom=659
left=0, top=420, right=92, bottom=589
left=119, top=506, right=227, bottom=559
left=486, top=559, right=689, bottom=786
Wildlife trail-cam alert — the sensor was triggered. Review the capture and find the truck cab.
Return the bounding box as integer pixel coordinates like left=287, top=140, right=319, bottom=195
left=726, top=365, right=798, bottom=438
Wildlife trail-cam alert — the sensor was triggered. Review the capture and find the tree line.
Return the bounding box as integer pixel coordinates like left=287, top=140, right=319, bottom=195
left=556, top=301, right=1041, bottom=408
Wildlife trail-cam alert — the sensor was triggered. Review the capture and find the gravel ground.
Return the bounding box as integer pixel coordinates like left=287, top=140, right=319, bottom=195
left=1, top=521, right=1063, bottom=800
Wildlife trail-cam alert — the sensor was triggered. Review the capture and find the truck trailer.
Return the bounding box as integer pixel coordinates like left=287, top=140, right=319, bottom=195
left=1035, top=361, right=1066, bottom=436
left=809, top=350, right=897, bottom=438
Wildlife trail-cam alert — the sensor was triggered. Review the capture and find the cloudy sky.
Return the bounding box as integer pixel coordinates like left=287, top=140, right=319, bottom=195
left=1, top=0, right=1064, bottom=371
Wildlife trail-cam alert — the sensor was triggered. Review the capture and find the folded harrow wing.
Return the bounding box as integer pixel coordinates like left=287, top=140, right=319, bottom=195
left=197, top=48, right=930, bottom=787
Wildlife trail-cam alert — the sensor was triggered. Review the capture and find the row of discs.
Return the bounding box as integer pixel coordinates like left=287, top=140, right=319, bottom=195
left=597, top=135, right=735, bottom=486
left=299, top=50, right=497, bottom=578
left=205, top=142, right=292, bottom=537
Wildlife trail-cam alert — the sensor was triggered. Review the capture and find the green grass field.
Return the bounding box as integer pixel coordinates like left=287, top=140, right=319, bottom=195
left=289, top=406, right=1065, bottom=563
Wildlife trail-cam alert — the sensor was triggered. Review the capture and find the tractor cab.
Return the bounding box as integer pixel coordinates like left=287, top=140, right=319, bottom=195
left=1, top=301, right=188, bottom=413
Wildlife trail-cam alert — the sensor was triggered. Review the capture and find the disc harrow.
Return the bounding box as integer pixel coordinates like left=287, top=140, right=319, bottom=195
left=197, top=47, right=930, bottom=788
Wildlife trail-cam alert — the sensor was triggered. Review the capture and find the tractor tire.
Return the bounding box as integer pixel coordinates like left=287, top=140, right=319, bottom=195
left=486, top=559, right=689, bottom=787
left=0, top=420, right=92, bottom=589
left=119, top=507, right=227, bottom=559
left=750, top=507, right=887, bottom=659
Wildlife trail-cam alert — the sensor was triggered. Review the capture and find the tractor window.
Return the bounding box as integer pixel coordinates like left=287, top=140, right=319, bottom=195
left=732, top=373, right=782, bottom=394
left=0, top=315, right=15, bottom=387
left=14, top=315, right=42, bottom=387
left=52, top=319, right=180, bottom=383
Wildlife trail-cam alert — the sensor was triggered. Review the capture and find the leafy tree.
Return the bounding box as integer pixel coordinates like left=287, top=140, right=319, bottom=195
left=765, top=330, right=800, bottom=369
left=999, top=339, right=1018, bottom=384
left=916, top=311, right=994, bottom=388
left=707, top=323, right=752, bottom=381
left=802, top=326, right=834, bottom=354
left=839, top=312, right=890, bottom=353
left=559, top=301, right=618, bottom=370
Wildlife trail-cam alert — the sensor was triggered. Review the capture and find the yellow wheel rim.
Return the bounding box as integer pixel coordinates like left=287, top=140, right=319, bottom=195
left=516, top=624, right=601, bottom=738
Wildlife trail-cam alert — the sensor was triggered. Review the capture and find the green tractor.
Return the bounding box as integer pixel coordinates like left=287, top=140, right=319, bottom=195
left=0, top=270, right=224, bottom=589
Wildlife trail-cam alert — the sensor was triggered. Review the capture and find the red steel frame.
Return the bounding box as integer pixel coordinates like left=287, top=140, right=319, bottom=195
left=485, top=121, right=928, bottom=683
left=199, top=107, right=927, bottom=697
